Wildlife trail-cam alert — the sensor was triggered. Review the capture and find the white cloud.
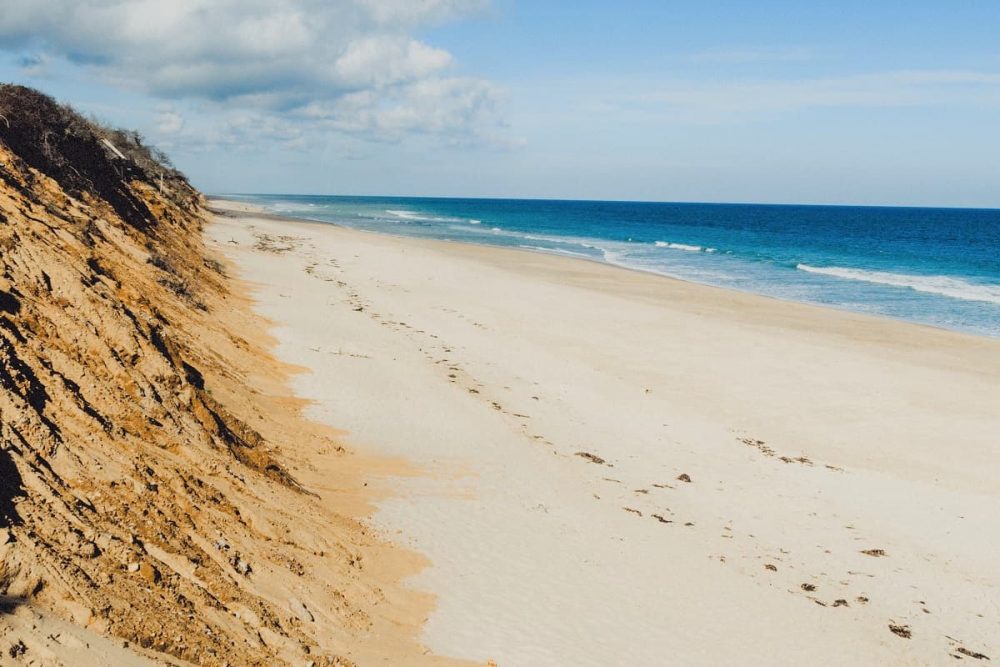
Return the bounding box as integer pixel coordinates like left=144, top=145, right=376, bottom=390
left=333, top=36, right=453, bottom=88
left=358, top=0, right=488, bottom=26
left=298, top=77, right=504, bottom=142
left=0, top=0, right=503, bottom=144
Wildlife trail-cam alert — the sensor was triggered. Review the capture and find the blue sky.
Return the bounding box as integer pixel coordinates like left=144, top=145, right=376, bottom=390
left=1, top=1, right=999, bottom=207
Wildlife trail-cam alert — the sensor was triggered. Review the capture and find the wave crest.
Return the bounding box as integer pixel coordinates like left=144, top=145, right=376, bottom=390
left=654, top=241, right=716, bottom=253
left=796, top=264, right=1000, bottom=305
left=384, top=209, right=466, bottom=223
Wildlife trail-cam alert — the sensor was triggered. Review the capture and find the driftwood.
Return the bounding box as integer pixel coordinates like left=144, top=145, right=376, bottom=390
left=100, top=137, right=127, bottom=160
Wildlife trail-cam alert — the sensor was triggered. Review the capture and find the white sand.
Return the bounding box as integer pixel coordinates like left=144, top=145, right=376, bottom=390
left=208, top=200, right=1000, bottom=666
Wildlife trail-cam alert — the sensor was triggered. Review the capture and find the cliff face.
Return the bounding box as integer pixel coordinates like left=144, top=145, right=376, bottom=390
left=0, top=86, right=439, bottom=666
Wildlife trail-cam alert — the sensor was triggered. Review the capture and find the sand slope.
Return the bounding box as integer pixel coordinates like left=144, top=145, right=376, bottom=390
left=211, top=200, right=999, bottom=666
left=0, top=91, right=468, bottom=666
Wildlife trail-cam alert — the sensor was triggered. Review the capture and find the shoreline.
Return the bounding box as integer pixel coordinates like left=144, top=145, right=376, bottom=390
left=209, top=197, right=999, bottom=343
left=208, top=198, right=1000, bottom=665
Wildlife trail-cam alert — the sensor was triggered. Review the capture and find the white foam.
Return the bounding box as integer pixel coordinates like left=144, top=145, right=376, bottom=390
left=267, top=200, right=313, bottom=213
left=469, top=219, right=482, bottom=224
left=517, top=245, right=592, bottom=259
left=384, top=209, right=421, bottom=220
left=796, top=265, right=1000, bottom=306
left=655, top=241, right=703, bottom=252
left=521, top=233, right=609, bottom=254
left=542, top=237, right=610, bottom=257
left=384, top=209, right=465, bottom=223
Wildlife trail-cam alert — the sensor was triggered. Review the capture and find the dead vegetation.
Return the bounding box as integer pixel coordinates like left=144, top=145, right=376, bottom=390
left=0, top=84, right=197, bottom=233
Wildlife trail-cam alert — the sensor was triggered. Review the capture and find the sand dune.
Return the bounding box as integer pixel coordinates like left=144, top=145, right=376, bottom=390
left=209, top=199, right=999, bottom=666
left=0, top=87, right=466, bottom=666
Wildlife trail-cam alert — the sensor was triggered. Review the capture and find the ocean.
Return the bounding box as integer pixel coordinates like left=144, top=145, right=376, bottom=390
left=226, top=195, right=1000, bottom=338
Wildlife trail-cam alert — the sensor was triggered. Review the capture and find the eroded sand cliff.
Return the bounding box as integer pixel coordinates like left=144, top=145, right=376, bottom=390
left=0, top=85, right=453, bottom=667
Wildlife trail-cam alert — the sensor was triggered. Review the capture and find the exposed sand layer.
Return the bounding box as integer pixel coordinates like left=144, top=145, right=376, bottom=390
left=0, top=92, right=468, bottom=667
left=210, top=199, right=1000, bottom=666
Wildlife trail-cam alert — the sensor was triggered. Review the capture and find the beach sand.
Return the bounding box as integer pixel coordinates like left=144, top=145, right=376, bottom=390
left=208, top=199, right=1000, bottom=666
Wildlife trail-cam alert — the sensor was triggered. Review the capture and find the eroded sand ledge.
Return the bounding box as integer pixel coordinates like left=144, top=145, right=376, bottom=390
left=209, top=199, right=999, bottom=666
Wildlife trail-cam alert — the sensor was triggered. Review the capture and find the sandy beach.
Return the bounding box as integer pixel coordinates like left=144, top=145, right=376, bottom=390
left=208, top=199, right=999, bottom=666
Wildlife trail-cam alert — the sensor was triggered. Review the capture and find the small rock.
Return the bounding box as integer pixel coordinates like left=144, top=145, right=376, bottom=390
left=289, top=597, right=314, bottom=623
left=138, top=562, right=160, bottom=584
left=65, top=600, right=93, bottom=626
left=78, top=541, right=100, bottom=559
left=677, top=473, right=692, bottom=483
left=126, top=562, right=140, bottom=573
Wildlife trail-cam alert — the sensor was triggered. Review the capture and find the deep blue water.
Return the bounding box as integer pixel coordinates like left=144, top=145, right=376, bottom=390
left=226, top=194, right=1000, bottom=337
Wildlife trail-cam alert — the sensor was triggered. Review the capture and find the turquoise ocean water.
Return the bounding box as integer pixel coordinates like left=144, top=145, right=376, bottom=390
left=226, top=195, right=1000, bottom=338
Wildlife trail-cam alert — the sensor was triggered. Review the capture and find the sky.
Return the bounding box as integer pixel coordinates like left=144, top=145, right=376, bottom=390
left=1, top=0, right=999, bottom=207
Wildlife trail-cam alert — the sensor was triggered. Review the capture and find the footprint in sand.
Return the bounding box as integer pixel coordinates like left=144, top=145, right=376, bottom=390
left=860, top=548, right=887, bottom=557
left=575, top=451, right=607, bottom=465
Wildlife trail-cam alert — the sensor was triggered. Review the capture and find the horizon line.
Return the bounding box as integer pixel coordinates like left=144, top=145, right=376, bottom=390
left=213, top=192, right=1000, bottom=213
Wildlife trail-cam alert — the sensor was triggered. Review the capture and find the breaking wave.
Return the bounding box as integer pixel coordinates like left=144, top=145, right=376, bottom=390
left=384, top=209, right=467, bottom=223
left=654, top=241, right=716, bottom=253
left=796, top=265, right=1000, bottom=306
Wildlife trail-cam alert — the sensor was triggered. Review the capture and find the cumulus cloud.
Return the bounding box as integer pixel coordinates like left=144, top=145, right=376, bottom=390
left=333, top=36, right=453, bottom=88
left=297, top=76, right=504, bottom=142
left=358, top=0, right=489, bottom=27
left=0, top=0, right=503, bottom=144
